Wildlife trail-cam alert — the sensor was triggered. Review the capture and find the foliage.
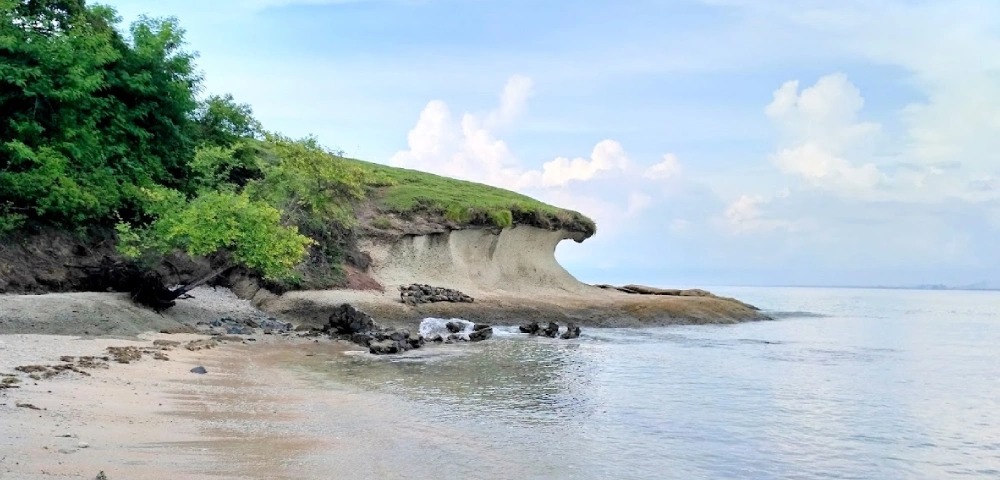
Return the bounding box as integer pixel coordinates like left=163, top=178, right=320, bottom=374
left=0, top=1, right=201, bottom=226
left=342, top=159, right=595, bottom=235
left=193, top=94, right=263, bottom=147
left=118, top=190, right=313, bottom=279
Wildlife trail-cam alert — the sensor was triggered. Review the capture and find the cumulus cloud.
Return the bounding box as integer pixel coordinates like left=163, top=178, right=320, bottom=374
left=389, top=75, right=683, bottom=237
left=765, top=74, right=883, bottom=192
left=528, top=140, right=631, bottom=187
left=724, top=190, right=793, bottom=233
left=643, top=154, right=682, bottom=180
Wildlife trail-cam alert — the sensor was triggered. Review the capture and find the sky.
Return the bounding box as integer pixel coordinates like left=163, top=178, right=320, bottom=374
left=103, top=0, right=1000, bottom=287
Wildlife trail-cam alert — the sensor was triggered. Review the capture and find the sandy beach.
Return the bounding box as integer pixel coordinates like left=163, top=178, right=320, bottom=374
left=0, top=332, right=363, bottom=480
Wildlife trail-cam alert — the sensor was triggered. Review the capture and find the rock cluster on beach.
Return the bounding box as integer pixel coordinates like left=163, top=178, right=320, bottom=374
left=519, top=321, right=581, bottom=339
left=196, top=315, right=294, bottom=336
left=399, top=284, right=474, bottom=305
left=324, top=303, right=493, bottom=355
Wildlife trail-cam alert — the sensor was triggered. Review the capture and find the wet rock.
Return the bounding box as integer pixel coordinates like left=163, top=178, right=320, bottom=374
left=446, top=321, right=464, bottom=334
left=560, top=322, right=581, bottom=339
left=620, top=284, right=682, bottom=296
left=407, top=333, right=424, bottom=349
left=189, top=366, right=208, bottom=374
left=519, top=322, right=540, bottom=334
left=541, top=322, right=560, bottom=338
left=428, top=334, right=444, bottom=343
left=469, top=326, right=493, bottom=342
left=369, top=340, right=400, bottom=355
left=326, top=304, right=376, bottom=334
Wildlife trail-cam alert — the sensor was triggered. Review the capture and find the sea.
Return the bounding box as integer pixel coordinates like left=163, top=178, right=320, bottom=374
left=294, top=287, right=1000, bottom=479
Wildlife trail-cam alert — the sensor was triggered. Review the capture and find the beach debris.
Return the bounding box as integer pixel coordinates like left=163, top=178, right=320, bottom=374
left=184, top=339, right=217, bottom=351
left=96, top=471, right=109, bottom=480
left=78, top=442, right=90, bottom=449
left=16, top=402, right=42, bottom=410
left=15, top=361, right=98, bottom=379
left=399, top=284, right=474, bottom=305
left=107, top=347, right=144, bottom=364
left=190, top=366, right=208, bottom=374
left=561, top=322, right=581, bottom=339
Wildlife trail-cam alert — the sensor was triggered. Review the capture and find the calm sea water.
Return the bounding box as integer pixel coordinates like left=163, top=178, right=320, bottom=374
left=297, top=287, right=1000, bottom=479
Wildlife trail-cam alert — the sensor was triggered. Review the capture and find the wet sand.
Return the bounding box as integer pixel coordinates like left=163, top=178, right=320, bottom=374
left=0, top=333, right=359, bottom=480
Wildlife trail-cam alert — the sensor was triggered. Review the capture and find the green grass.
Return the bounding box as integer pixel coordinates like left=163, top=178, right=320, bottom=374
left=342, top=158, right=596, bottom=237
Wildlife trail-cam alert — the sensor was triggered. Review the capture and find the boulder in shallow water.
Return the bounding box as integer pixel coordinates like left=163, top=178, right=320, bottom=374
left=469, top=326, right=493, bottom=342
left=446, top=321, right=464, bottom=334
left=541, top=322, right=560, bottom=338
left=519, top=322, right=540, bottom=334
left=560, top=322, right=581, bottom=339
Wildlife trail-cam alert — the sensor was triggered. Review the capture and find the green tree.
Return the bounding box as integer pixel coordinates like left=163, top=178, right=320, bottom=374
left=118, top=189, right=314, bottom=302
left=0, top=1, right=200, bottom=227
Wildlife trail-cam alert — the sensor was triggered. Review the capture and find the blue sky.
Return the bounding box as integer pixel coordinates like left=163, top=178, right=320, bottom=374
left=105, top=0, right=1000, bottom=287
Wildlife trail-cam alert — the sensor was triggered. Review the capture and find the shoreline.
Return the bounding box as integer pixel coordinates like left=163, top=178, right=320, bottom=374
left=0, top=332, right=359, bottom=479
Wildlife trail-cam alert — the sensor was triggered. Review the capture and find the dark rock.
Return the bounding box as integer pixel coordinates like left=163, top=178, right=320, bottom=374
left=407, top=333, right=424, bottom=349
left=428, top=334, right=444, bottom=343
left=541, top=322, right=560, bottom=338
left=446, top=321, right=464, bottom=333
left=350, top=333, right=373, bottom=346
left=560, top=322, right=581, bottom=339
left=399, top=284, right=474, bottom=305
left=190, top=366, right=208, bottom=374
left=226, top=326, right=252, bottom=335
left=473, top=323, right=491, bottom=331
left=369, top=340, right=400, bottom=355
left=519, top=322, right=540, bottom=334
left=326, top=304, right=376, bottom=334
left=469, top=326, right=493, bottom=342
left=621, top=284, right=682, bottom=296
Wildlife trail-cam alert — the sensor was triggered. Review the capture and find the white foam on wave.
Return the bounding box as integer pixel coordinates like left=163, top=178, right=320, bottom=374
left=418, top=317, right=476, bottom=340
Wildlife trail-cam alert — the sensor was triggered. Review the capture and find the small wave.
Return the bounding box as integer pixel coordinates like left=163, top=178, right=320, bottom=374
left=765, top=310, right=830, bottom=319
left=418, top=317, right=476, bottom=340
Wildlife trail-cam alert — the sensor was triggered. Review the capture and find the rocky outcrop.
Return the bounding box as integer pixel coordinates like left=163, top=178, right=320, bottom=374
left=325, top=303, right=377, bottom=334
left=597, top=284, right=724, bottom=299
left=560, top=322, right=581, bottom=339
left=518, top=321, right=579, bottom=339
left=399, top=284, right=474, bottom=305
left=323, top=304, right=494, bottom=354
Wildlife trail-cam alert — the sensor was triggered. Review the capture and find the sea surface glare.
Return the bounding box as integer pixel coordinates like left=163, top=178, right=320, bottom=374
left=298, top=287, right=1000, bottom=479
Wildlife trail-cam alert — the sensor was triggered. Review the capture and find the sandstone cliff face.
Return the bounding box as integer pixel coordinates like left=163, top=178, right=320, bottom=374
left=360, top=226, right=593, bottom=296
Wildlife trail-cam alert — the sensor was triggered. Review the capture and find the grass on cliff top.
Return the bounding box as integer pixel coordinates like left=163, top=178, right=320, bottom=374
left=344, top=159, right=597, bottom=237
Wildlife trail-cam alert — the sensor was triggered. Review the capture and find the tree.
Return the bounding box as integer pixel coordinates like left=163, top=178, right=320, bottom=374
left=0, top=1, right=201, bottom=228
left=117, top=189, right=314, bottom=309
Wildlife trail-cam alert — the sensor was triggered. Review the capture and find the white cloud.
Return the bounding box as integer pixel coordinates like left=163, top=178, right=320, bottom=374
left=643, top=153, right=682, bottom=180
left=532, top=140, right=631, bottom=187
left=626, top=193, right=652, bottom=216
left=765, top=74, right=883, bottom=192
left=389, top=76, right=683, bottom=237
